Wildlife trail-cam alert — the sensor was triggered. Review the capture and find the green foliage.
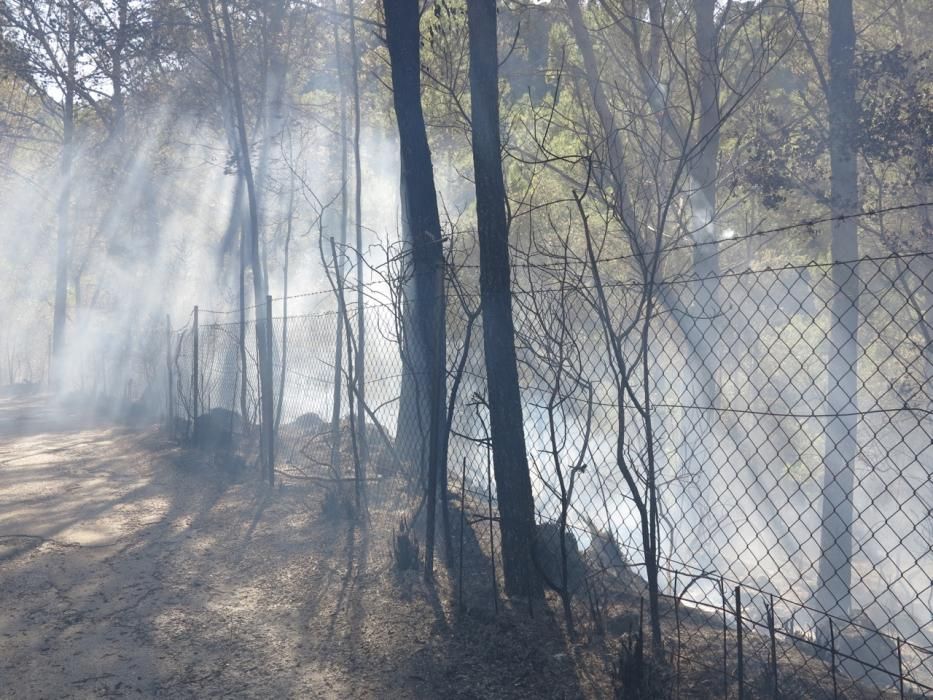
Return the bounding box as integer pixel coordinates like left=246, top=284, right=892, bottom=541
left=857, top=46, right=933, bottom=183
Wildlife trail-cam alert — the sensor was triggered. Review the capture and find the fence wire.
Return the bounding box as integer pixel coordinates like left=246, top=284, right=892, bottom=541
left=169, top=251, right=932, bottom=697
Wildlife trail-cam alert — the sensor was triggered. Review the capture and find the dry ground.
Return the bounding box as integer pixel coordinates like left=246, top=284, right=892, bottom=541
left=0, top=396, right=912, bottom=699
left=0, top=397, right=604, bottom=699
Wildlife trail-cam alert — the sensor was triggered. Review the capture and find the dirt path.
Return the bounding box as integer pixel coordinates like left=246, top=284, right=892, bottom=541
left=1, top=400, right=907, bottom=699
left=0, top=404, right=596, bottom=699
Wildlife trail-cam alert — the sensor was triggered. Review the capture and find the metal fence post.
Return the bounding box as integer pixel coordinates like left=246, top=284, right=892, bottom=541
left=897, top=637, right=905, bottom=700
left=735, top=585, right=744, bottom=700
left=192, top=305, right=199, bottom=441
left=720, top=578, right=729, bottom=698
left=265, top=293, right=275, bottom=482
left=166, top=314, right=173, bottom=433
left=674, top=571, right=682, bottom=700
left=767, top=595, right=778, bottom=699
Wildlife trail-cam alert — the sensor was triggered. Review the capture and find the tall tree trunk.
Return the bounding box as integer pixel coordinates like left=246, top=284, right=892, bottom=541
left=239, top=193, right=248, bottom=425
left=690, top=0, right=722, bottom=408
left=384, top=3, right=449, bottom=477
left=194, top=0, right=250, bottom=427
left=51, top=6, right=77, bottom=387
left=382, top=0, right=447, bottom=565
left=466, top=0, right=541, bottom=601
left=348, top=0, right=367, bottom=462
left=220, top=0, right=276, bottom=483
left=563, top=0, right=637, bottom=238
left=253, top=0, right=287, bottom=296
left=111, top=0, right=128, bottom=142
left=394, top=168, right=432, bottom=470
left=815, top=0, right=860, bottom=625
left=329, top=0, right=348, bottom=476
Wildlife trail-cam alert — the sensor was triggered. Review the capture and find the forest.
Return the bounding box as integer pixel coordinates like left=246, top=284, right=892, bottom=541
left=0, top=0, right=930, bottom=697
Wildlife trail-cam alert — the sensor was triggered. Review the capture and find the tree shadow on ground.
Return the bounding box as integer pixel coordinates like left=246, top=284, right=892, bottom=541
left=0, top=411, right=590, bottom=697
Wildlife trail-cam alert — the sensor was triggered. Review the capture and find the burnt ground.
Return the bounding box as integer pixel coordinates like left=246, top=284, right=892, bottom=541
left=0, top=396, right=913, bottom=699
left=0, top=397, right=607, bottom=699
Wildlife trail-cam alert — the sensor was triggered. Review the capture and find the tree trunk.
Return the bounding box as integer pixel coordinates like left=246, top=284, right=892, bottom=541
left=253, top=0, right=287, bottom=313
left=220, top=0, right=276, bottom=483
left=348, top=0, right=367, bottom=463
left=690, top=0, right=722, bottom=408
left=815, top=0, right=860, bottom=625
left=394, top=166, right=435, bottom=472
left=382, top=0, right=447, bottom=570
left=111, top=0, right=128, bottom=141
left=51, top=8, right=77, bottom=387
left=330, top=0, right=348, bottom=476
left=563, top=0, right=637, bottom=238
left=194, top=0, right=251, bottom=428
left=466, top=0, right=541, bottom=601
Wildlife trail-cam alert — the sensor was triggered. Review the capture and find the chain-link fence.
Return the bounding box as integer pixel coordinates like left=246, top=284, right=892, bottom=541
left=169, top=251, right=932, bottom=697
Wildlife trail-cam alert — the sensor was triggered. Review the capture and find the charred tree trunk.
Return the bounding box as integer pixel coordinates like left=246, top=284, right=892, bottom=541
left=384, top=9, right=429, bottom=469
left=466, top=0, right=541, bottom=601
left=382, top=0, right=447, bottom=571
left=394, top=167, right=433, bottom=472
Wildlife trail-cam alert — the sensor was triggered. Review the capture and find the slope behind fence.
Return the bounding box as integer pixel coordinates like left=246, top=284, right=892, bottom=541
left=169, top=253, right=932, bottom=696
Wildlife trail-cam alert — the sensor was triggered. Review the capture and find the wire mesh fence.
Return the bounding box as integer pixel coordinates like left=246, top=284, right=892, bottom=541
left=168, top=250, right=932, bottom=697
